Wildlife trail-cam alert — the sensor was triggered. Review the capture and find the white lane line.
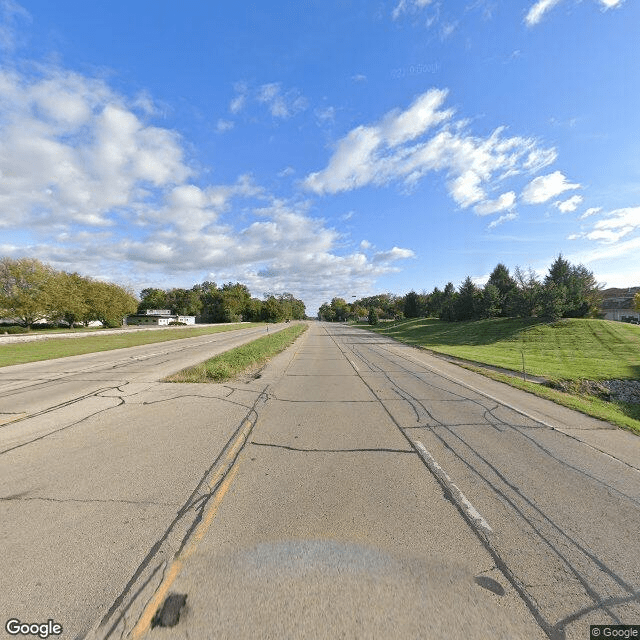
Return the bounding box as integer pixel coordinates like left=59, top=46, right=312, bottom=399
left=388, top=345, right=558, bottom=431
left=414, top=440, right=493, bottom=534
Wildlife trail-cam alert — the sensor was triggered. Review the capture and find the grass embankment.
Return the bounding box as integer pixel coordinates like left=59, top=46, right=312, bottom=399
left=364, top=317, right=640, bottom=434
left=166, top=323, right=307, bottom=383
left=0, top=323, right=264, bottom=367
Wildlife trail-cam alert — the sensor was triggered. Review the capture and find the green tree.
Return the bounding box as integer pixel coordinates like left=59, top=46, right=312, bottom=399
left=138, top=288, right=168, bottom=313
left=166, top=288, right=203, bottom=316
left=544, top=255, right=601, bottom=318
left=480, top=283, right=501, bottom=319
left=403, top=291, right=421, bottom=318
left=634, top=292, right=640, bottom=313
left=0, top=257, right=56, bottom=328
left=540, top=281, right=567, bottom=321
left=510, top=267, right=542, bottom=317
left=455, top=277, right=480, bottom=321
left=318, top=302, right=335, bottom=321
left=85, top=280, right=137, bottom=327
left=487, top=263, right=516, bottom=316
left=330, top=297, right=349, bottom=322
left=52, top=272, right=89, bottom=328
left=261, top=296, right=284, bottom=322
left=439, top=282, right=457, bottom=322
left=368, top=306, right=379, bottom=325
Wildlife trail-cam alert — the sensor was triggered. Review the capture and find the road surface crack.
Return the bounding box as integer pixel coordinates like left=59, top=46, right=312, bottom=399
left=250, top=441, right=413, bottom=454
left=0, top=495, right=181, bottom=507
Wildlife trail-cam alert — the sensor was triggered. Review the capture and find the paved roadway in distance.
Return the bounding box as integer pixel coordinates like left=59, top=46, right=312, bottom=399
left=1, top=321, right=639, bottom=639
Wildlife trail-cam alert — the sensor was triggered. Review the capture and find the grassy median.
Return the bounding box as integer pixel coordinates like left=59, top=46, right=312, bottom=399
left=165, top=323, right=307, bottom=383
left=0, top=323, right=264, bottom=367
left=362, top=317, right=640, bottom=434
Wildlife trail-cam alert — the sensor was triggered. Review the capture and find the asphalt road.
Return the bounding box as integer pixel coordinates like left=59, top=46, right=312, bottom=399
left=1, top=322, right=639, bottom=639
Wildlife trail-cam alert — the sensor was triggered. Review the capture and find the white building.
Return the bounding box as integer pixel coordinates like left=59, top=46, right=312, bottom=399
left=124, top=309, right=196, bottom=326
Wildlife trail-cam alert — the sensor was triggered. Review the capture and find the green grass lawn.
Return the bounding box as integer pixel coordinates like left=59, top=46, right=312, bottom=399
left=166, top=323, right=307, bottom=383
left=366, top=317, right=640, bottom=380
left=361, top=317, right=640, bottom=434
left=0, top=323, right=264, bottom=367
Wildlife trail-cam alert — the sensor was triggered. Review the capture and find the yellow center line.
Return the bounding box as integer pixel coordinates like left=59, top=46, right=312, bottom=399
left=130, top=435, right=247, bottom=639
left=0, top=413, right=28, bottom=425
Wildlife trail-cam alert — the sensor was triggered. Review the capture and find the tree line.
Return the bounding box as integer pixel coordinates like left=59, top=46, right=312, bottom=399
left=1, top=257, right=307, bottom=329
left=138, top=282, right=306, bottom=323
left=0, top=257, right=138, bottom=328
left=318, top=255, right=602, bottom=324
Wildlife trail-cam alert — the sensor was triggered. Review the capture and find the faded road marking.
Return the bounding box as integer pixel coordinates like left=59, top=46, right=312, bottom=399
left=414, top=440, right=493, bottom=534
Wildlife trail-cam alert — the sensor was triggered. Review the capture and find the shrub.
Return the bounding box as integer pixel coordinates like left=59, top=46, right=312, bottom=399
left=169, top=321, right=187, bottom=326
left=3, top=325, right=29, bottom=334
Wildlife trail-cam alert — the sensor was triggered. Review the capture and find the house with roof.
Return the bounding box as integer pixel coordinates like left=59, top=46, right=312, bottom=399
left=124, top=309, right=196, bottom=326
left=600, top=287, right=640, bottom=323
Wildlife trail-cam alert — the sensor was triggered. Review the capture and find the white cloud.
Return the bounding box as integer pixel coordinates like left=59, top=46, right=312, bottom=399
left=372, top=246, right=415, bottom=263
left=0, top=0, right=30, bottom=52
left=392, top=0, right=434, bottom=20
left=525, top=0, right=563, bottom=26
left=554, top=194, right=583, bottom=213
left=567, top=206, right=640, bottom=246
left=315, top=106, right=336, bottom=123
left=0, top=68, right=190, bottom=229
left=351, top=74, right=367, bottom=83
left=521, top=171, right=581, bottom=204
left=525, top=0, right=625, bottom=26
left=0, top=63, right=422, bottom=313
left=488, top=212, right=517, bottom=229
left=581, top=207, right=602, bottom=219
left=304, top=89, right=557, bottom=209
left=474, top=191, right=516, bottom=216
left=587, top=207, right=640, bottom=243
left=229, top=81, right=248, bottom=114
left=360, top=239, right=371, bottom=249
left=277, top=166, right=295, bottom=178
left=216, top=119, right=234, bottom=133
left=450, top=170, right=485, bottom=207
left=257, top=82, right=308, bottom=119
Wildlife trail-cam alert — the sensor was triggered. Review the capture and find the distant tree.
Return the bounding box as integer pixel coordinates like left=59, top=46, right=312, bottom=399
left=455, top=277, right=480, bottom=321
left=510, top=266, right=542, bottom=317
left=318, top=302, right=335, bottom=321
left=52, top=272, right=89, bottom=328
left=138, top=288, right=168, bottom=312
left=634, top=292, right=640, bottom=313
left=261, top=296, right=283, bottom=322
left=368, top=306, right=379, bottom=325
left=540, top=281, right=567, bottom=321
left=544, top=254, right=601, bottom=318
left=487, top=263, right=517, bottom=316
left=403, top=291, right=421, bottom=318
left=439, top=282, right=457, bottom=321
left=352, top=305, right=367, bottom=320
left=0, top=257, right=56, bottom=328
left=480, top=283, right=501, bottom=319
left=427, top=287, right=443, bottom=318
left=243, top=298, right=263, bottom=322
left=87, top=280, right=137, bottom=327
left=166, top=288, right=203, bottom=316
left=330, top=297, right=349, bottom=322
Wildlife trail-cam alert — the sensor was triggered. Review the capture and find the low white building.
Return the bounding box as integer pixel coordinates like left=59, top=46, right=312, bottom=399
left=124, top=309, right=196, bottom=326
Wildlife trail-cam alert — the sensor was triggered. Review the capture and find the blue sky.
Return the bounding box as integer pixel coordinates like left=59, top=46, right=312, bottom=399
left=0, top=0, right=637, bottom=314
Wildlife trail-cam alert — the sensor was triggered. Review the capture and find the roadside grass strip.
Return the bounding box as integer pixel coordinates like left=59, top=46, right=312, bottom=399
left=364, top=317, right=640, bottom=380
left=361, top=318, right=640, bottom=434
left=0, top=323, right=264, bottom=367
left=165, top=323, right=307, bottom=383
